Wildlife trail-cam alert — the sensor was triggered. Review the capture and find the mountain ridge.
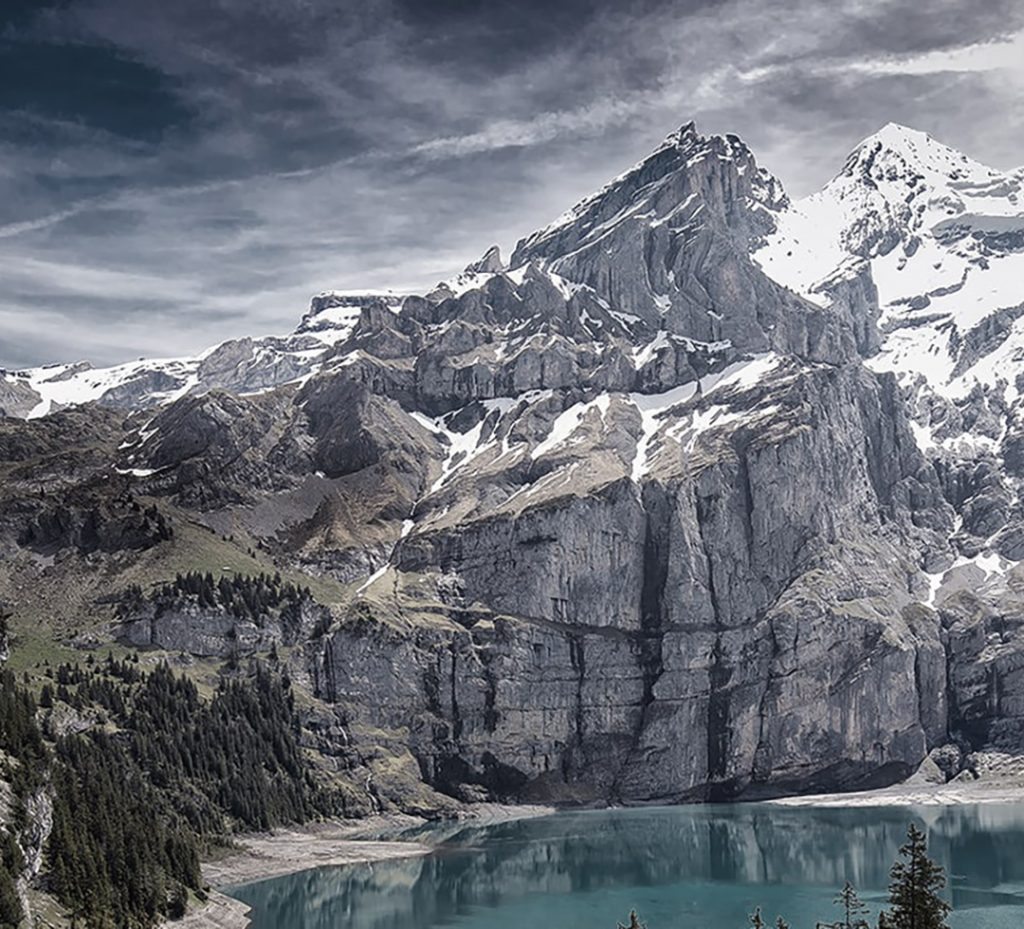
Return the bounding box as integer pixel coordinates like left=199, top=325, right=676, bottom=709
left=2, top=119, right=1024, bottom=812
left=4, top=120, right=1020, bottom=423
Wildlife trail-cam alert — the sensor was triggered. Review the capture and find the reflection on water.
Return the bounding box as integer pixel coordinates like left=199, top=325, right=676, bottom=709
left=228, top=804, right=1024, bottom=929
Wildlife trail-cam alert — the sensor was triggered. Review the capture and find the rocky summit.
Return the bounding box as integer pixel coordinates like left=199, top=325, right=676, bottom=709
left=3, top=120, right=1024, bottom=808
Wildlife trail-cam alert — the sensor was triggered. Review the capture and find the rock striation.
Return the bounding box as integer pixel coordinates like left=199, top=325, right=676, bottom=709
left=3, top=121, right=1024, bottom=808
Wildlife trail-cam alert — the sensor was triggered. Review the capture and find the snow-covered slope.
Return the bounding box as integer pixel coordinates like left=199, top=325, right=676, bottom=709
left=753, top=122, right=1024, bottom=559
left=0, top=291, right=401, bottom=418
left=755, top=123, right=1024, bottom=400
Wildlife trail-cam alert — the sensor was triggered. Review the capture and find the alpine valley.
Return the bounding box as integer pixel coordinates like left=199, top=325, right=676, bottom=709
left=3, top=120, right=1024, bottom=920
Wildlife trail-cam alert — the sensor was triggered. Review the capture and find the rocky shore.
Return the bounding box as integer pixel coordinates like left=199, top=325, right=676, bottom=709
left=769, top=751, right=1024, bottom=807
left=172, top=891, right=253, bottom=929
left=202, top=818, right=434, bottom=888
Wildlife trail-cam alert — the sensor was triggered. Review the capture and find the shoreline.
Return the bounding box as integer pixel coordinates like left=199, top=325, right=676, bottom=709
left=171, top=891, right=253, bottom=929
left=202, top=816, right=434, bottom=889
left=767, top=781, right=1024, bottom=807
left=203, top=802, right=557, bottom=887
left=770, top=751, right=1024, bottom=807
left=175, top=804, right=555, bottom=929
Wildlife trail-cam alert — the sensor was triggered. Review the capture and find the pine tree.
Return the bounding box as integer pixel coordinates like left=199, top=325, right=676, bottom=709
left=817, top=881, right=870, bottom=929
left=880, top=824, right=951, bottom=929
left=0, top=831, right=24, bottom=929
left=167, top=882, right=188, bottom=920
left=0, top=866, right=22, bottom=929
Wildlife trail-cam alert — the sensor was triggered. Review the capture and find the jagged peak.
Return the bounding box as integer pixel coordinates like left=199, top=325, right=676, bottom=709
left=464, top=245, right=505, bottom=274
left=659, top=119, right=699, bottom=149
left=558, top=118, right=750, bottom=214
left=513, top=119, right=777, bottom=261
left=652, top=119, right=756, bottom=162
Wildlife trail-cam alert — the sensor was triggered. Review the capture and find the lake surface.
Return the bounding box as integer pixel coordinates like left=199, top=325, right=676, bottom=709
left=227, top=803, right=1024, bottom=929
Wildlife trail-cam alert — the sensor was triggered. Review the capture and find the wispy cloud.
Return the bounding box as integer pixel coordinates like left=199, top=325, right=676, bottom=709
left=2, top=0, right=1023, bottom=369
left=845, top=28, right=1024, bottom=77
left=0, top=206, right=90, bottom=240
left=411, top=99, right=646, bottom=159
left=737, top=27, right=1024, bottom=83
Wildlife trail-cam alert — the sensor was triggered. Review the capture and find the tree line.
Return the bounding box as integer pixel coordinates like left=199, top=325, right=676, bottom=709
left=120, top=570, right=314, bottom=622
left=1, top=657, right=340, bottom=928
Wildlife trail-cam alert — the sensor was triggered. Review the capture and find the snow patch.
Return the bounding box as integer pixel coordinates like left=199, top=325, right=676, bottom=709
left=628, top=382, right=699, bottom=481
left=531, top=394, right=610, bottom=460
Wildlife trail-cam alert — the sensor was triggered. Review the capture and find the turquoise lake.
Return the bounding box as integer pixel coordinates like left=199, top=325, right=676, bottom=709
left=227, top=803, right=1024, bottom=929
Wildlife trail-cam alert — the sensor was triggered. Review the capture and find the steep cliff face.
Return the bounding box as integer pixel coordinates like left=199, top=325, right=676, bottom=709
left=307, top=358, right=953, bottom=803
left=511, top=124, right=875, bottom=365
left=3, top=121, right=1024, bottom=810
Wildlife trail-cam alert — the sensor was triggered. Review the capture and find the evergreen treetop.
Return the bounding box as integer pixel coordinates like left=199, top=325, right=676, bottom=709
left=881, top=823, right=951, bottom=929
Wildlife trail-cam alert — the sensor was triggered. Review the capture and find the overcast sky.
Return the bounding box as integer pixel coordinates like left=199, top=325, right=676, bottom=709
left=1, top=0, right=1023, bottom=369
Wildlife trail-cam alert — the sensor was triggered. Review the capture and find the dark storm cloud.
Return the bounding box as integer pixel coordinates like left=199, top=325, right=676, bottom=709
left=1, top=0, right=1022, bottom=368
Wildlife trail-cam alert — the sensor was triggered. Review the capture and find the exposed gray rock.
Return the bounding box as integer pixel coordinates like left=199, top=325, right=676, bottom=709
left=0, top=375, right=41, bottom=418
left=97, top=368, right=190, bottom=410
left=512, top=124, right=872, bottom=368
left=115, top=575, right=333, bottom=658
left=2, top=120, right=1024, bottom=814
left=301, top=359, right=957, bottom=804
left=941, top=568, right=1024, bottom=751
left=119, top=603, right=278, bottom=658
left=464, top=245, right=505, bottom=274
left=19, top=489, right=172, bottom=554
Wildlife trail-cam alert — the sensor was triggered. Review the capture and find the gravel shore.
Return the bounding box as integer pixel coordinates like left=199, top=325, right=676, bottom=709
left=170, top=804, right=555, bottom=929
left=769, top=751, right=1024, bottom=807
left=169, top=891, right=253, bottom=929
left=769, top=782, right=1024, bottom=807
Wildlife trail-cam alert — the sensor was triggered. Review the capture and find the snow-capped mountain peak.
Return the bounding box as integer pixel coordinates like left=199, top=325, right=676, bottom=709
left=0, top=292, right=401, bottom=419
left=841, top=122, right=998, bottom=187
left=754, top=122, right=1024, bottom=429
left=758, top=122, right=1022, bottom=283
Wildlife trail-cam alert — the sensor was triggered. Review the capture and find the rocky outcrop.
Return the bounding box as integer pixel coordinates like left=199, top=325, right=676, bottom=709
left=0, top=375, right=40, bottom=418
left=464, top=245, right=505, bottom=274
left=19, top=490, right=172, bottom=554
left=305, top=360, right=957, bottom=804
left=117, top=596, right=330, bottom=658
left=941, top=570, right=1024, bottom=751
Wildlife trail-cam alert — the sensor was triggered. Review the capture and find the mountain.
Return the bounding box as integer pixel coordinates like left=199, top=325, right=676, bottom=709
left=757, top=122, right=1024, bottom=397
left=0, top=123, right=873, bottom=418
left=0, top=291, right=401, bottom=418
left=2, top=122, right=1023, bottom=816
left=756, top=122, right=1024, bottom=558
